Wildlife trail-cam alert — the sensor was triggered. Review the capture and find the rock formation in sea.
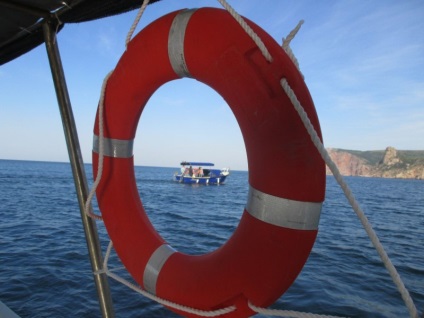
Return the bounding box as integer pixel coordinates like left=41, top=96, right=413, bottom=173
left=326, top=146, right=424, bottom=179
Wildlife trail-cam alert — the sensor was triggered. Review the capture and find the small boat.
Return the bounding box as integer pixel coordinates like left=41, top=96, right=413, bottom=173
left=173, top=161, right=230, bottom=184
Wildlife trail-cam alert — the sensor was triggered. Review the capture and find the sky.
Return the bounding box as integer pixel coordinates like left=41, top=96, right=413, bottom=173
left=1, top=0, right=423, bottom=171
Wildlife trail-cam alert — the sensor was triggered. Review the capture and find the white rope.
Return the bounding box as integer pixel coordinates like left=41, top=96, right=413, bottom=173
left=282, top=20, right=304, bottom=74
left=86, top=1, right=420, bottom=317
left=125, top=0, right=150, bottom=48
left=109, top=271, right=236, bottom=317
left=101, top=242, right=236, bottom=317
left=282, top=20, right=303, bottom=50
left=217, top=0, right=273, bottom=63
left=84, top=71, right=113, bottom=221
left=87, top=2, right=236, bottom=316
left=218, top=1, right=419, bottom=317
left=249, top=302, right=347, bottom=318
left=279, top=79, right=419, bottom=318
left=85, top=0, right=151, bottom=220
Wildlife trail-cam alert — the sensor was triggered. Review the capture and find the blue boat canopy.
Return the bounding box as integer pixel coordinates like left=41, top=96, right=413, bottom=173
left=180, top=161, right=214, bottom=167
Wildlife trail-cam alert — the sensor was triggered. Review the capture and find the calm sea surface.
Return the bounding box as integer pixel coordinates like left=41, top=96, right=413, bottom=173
left=0, top=159, right=423, bottom=317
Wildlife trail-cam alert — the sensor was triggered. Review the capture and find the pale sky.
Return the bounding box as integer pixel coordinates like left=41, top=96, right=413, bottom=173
left=1, top=1, right=423, bottom=170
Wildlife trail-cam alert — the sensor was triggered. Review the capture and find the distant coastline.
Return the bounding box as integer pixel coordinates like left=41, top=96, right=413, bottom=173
left=326, top=147, right=424, bottom=180
left=3, top=146, right=424, bottom=179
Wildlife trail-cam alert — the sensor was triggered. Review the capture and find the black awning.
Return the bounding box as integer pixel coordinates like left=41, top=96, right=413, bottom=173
left=0, top=0, right=161, bottom=65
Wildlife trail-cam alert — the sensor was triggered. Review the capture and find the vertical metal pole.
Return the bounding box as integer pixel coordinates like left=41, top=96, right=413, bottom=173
left=42, top=20, right=115, bottom=318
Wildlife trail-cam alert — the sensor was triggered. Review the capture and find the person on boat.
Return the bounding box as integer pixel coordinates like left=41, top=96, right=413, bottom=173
left=198, top=167, right=203, bottom=177
left=188, top=165, right=193, bottom=176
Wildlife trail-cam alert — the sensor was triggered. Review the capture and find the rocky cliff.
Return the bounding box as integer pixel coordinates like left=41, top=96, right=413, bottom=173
left=326, top=147, right=424, bottom=179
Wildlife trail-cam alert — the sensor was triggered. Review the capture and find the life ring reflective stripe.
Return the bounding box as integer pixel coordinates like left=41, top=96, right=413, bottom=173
left=92, top=135, right=133, bottom=158
left=93, top=7, right=325, bottom=318
left=246, top=187, right=322, bottom=230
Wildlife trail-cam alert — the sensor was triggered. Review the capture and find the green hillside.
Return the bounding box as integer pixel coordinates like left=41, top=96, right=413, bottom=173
left=333, top=149, right=424, bottom=166
left=398, top=150, right=424, bottom=164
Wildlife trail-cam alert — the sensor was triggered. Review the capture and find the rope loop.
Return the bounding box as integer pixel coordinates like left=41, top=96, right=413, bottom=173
left=87, top=1, right=420, bottom=317
left=84, top=71, right=113, bottom=221
left=85, top=0, right=153, bottom=220
left=102, top=242, right=236, bottom=317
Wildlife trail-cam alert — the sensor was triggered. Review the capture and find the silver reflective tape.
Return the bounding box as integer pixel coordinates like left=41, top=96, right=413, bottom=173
left=143, top=244, right=176, bottom=295
left=168, top=9, right=197, bottom=78
left=246, top=186, right=322, bottom=230
left=92, top=135, right=133, bottom=158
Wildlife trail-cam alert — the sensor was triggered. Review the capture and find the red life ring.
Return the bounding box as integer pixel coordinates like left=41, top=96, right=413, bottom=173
left=93, top=7, right=325, bottom=318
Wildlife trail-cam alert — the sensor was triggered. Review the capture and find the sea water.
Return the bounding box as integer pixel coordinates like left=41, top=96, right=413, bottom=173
left=0, top=159, right=423, bottom=317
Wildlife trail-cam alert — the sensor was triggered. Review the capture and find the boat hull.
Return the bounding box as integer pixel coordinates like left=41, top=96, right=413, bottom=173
left=173, top=174, right=227, bottom=184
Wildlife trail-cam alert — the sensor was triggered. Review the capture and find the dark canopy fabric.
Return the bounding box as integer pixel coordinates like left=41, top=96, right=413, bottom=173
left=0, top=0, right=161, bottom=65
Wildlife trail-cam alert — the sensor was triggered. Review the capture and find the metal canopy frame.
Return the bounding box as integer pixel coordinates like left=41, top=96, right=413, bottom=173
left=0, top=3, right=115, bottom=317
left=0, top=1, right=162, bottom=316
left=42, top=19, right=115, bottom=317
